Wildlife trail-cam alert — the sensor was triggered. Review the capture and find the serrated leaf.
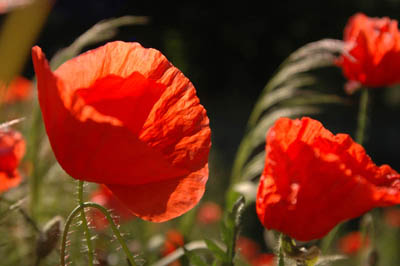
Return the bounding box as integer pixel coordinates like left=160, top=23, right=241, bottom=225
left=249, top=75, right=317, bottom=126
left=204, top=239, right=227, bottom=262
left=287, top=39, right=345, bottom=62
left=240, top=151, right=265, bottom=181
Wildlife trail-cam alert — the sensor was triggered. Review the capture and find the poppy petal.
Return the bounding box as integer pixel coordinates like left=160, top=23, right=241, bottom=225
left=256, top=117, right=400, bottom=241
left=106, top=164, right=208, bottom=222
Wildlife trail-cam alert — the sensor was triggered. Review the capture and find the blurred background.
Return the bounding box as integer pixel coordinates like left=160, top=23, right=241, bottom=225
left=2, top=0, right=400, bottom=265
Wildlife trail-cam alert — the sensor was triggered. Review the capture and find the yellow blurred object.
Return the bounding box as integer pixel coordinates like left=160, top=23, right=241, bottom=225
left=0, top=0, right=52, bottom=92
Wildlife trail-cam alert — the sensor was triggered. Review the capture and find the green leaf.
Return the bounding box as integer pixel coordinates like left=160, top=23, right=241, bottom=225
left=204, top=239, right=227, bottom=262
left=183, top=245, right=208, bottom=266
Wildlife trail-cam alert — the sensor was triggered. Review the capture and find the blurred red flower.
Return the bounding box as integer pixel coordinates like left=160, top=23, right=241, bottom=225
left=250, top=253, right=275, bottom=266
left=1, top=77, right=33, bottom=104
left=236, top=237, right=275, bottom=266
left=161, top=230, right=184, bottom=266
left=88, top=185, right=135, bottom=231
left=196, top=201, right=222, bottom=225
left=256, top=117, right=400, bottom=241
left=337, top=13, right=400, bottom=88
left=0, top=128, right=25, bottom=192
left=383, top=208, right=400, bottom=227
left=32, top=41, right=211, bottom=222
left=338, top=231, right=369, bottom=255
left=236, top=236, right=261, bottom=262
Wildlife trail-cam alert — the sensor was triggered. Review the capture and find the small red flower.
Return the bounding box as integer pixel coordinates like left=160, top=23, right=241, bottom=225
left=337, top=13, right=400, bottom=88
left=196, top=201, right=222, bottom=225
left=162, top=230, right=184, bottom=266
left=256, top=117, right=400, bottom=241
left=236, top=236, right=261, bottom=262
left=383, top=208, right=400, bottom=227
left=250, top=253, right=275, bottom=266
left=0, top=128, right=25, bottom=192
left=32, top=41, right=211, bottom=222
left=338, top=231, right=369, bottom=255
left=1, top=77, right=33, bottom=104
left=88, top=185, right=135, bottom=231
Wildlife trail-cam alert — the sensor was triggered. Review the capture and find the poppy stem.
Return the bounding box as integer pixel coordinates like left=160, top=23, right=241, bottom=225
left=78, top=180, right=95, bottom=266
left=60, top=202, right=137, bottom=266
left=278, top=234, right=285, bottom=266
left=355, top=88, right=369, bottom=144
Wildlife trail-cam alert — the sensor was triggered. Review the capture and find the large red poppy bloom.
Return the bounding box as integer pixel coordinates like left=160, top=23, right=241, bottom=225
left=256, top=117, right=400, bottom=241
left=337, top=13, right=400, bottom=88
left=32, top=41, right=211, bottom=222
left=0, top=128, right=25, bottom=192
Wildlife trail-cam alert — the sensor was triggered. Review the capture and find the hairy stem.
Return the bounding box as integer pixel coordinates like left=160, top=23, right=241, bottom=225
left=78, top=181, right=94, bottom=266
left=60, top=202, right=137, bottom=266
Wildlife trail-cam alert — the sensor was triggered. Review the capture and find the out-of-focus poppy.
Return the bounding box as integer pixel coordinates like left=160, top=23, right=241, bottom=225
left=236, top=236, right=261, bottom=262
left=196, top=201, right=222, bottom=225
left=256, top=117, right=400, bottom=241
left=161, top=230, right=184, bottom=266
left=337, top=13, right=400, bottom=88
left=338, top=231, right=369, bottom=255
left=0, top=128, right=25, bottom=192
left=250, top=253, right=275, bottom=266
left=32, top=41, right=211, bottom=222
left=1, top=77, right=33, bottom=104
left=383, top=208, right=400, bottom=227
left=88, top=185, right=135, bottom=231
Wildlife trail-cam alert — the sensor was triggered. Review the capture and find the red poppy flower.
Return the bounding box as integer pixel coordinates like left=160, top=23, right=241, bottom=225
left=336, top=13, right=400, bottom=88
left=338, top=231, right=369, bottom=255
left=0, top=128, right=25, bottom=192
left=256, top=117, right=400, bottom=241
left=1, top=76, right=33, bottom=104
left=31, top=41, right=211, bottom=222
left=88, top=185, right=135, bottom=231
left=196, top=201, right=222, bottom=225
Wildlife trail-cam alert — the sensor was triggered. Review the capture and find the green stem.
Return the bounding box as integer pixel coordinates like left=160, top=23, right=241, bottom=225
left=60, top=202, right=137, bottom=266
left=78, top=181, right=94, bottom=266
left=355, top=89, right=369, bottom=145
left=278, top=234, right=285, bottom=266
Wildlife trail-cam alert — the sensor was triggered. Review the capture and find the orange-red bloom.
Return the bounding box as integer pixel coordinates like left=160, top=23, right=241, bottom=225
left=0, top=128, right=25, bottom=192
left=236, top=236, right=261, bottom=262
left=196, top=201, right=222, bottom=225
left=338, top=231, right=369, bottom=255
left=256, top=117, right=400, bottom=241
left=337, top=13, right=400, bottom=88
left=32, top=41, right=211, bottom=222
left=88, top=185, right=135, bottom=230
left=1, top=77, right=33, bottom=104
left=161, top=230, right=184, bottom=266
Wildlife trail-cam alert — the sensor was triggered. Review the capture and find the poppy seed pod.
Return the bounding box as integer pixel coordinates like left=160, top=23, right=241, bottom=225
left=256, top=117, right=400, bottom=241
left=32, top=41, right=211, bottom=222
